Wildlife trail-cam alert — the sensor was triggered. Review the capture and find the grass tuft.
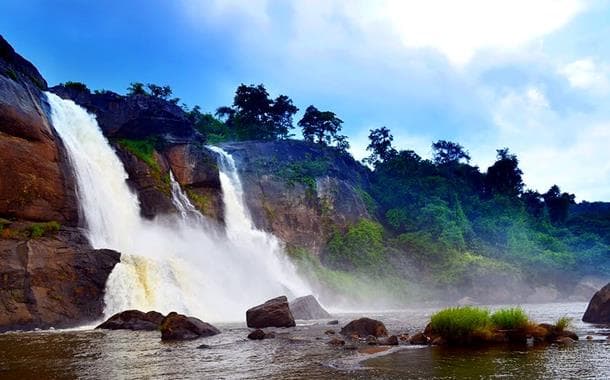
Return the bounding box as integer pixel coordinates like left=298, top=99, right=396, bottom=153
left=490, top=307, right=529, bottom=330
left=430, top=306, right=492, bottom=341
left=555, top=316, right=572, bottom=332
left=28, top=221, right=61, bottom=238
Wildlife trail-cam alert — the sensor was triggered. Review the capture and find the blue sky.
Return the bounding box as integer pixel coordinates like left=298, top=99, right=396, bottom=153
left=2, top=0, right=610, bottom=201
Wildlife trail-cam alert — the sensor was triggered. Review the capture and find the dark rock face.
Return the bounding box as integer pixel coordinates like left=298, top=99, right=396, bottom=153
left=289, top=295, right=331, bottom=320
left=221, top=140, right=371, bottom=255
left=0, top=36, right=78, bottom=225
left=409, top=332, right=430, bottom=345
left=247, top=329, right=267, bottom=340
left=0, top=229, right=120, bottom=331
left=246, top=296, right=296, bottom=328
left=96, top=310, right=164, bottom=331
left=160, top=312, right=220, bottom=341
left=49, top=85, right=199, bottom=142
left=340, top=317, right=388, bottom=338
left=582, top=283, right=610, bottom=323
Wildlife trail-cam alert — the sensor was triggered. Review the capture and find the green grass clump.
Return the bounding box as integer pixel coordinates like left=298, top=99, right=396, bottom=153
left=490, top=307, right=529, bottom=330
left=430, top=306, right=492, bottom=341
left=555, top=316, right=572, bottom=332
left=117, top=138, right=160, bottom=171
left=28, top=221, right=61, bottom=238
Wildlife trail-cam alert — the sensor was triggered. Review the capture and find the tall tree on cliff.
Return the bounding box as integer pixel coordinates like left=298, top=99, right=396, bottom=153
left=432, top=140, right=471, bottom=165
left=364, top=126, right=397, bottom=165
left=543, top=185, right=576, bottom=224
left=485, top=148, right=524, bottom=197
left=216, top=84, right=298, bottom=140
left=298, top=105, right=349, bottom=151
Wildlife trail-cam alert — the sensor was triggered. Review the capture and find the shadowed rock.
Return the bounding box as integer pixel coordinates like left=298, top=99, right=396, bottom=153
left=96, top=310, right=164, bottom=331
left=160, top=312, right=220, bottom=341
left=340, top=317, right=388, bottom=338
left=582, top=283, right=610, bottom=324
left=246, top=296, right=296, bottom=328
left=289, top=295, right=331, bottom=320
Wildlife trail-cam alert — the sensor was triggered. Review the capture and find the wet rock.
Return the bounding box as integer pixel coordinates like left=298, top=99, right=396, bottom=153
left=409, top=333, right=430, bottom=345
left=289, top=295, right=331, bottom=320
left=328, top=337, right=345, bottom=346
left=586, top=335, right=593, bottom=340
left=556, top=337, right=576, bottom=346
left=96, top=310, right=164, bottom=331
left=327, top=320, right=339, bottom=325
left=366, top=335, right=378, bottom=345
left=343, top=343, right=358, bottom=350
left=197, top=344, right=211, bottom=349
left=340, top=317, right=388, bottom=338
left=246, top=296, right=296, bottom=328
left=160, top=312, right=220, bottom=341
left=247, top=329, right=266, bottom=340
left=382, top=335, right=399, bottom=346
left=431, top=336, right=445, bottom=346
left=324, top=329, right=335, bottom=335
left=399, top=334, right=410, bottom=342
left=582, top=283, right=610, bottom=324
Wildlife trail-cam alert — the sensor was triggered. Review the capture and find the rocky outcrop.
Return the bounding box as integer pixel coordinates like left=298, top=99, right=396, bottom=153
left=96, top=310, right=164, bottom=331
left=222, top=140, right=371, bottom=255
left=289, top=295, right=331, bottom=320
left=582, top=283, right=610, bottom=323
left=246, top=296, right=296, bottom=328
left=0, top=36, right=78, bottom=225
left=160, top=312, right=220, bottom=340
left=340, top=317, right=388, bottom=338
left=0, top=229, right=120, bottom=331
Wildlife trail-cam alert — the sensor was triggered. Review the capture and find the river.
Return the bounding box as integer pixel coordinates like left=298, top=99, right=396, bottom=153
left=0, top=302, right=608, bottom=379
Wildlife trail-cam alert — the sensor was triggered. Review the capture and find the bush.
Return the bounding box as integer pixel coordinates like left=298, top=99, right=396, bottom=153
left=28, top=221, right=61, bottom=238
left=490, top=307, right=529, bottom=330
left=117, top=138, right=159, bottom=171
left=62, top=81, right=89, bottom=92
left=555, top=316, right=572, bottom=332
left=430, top=306, right=491, bottom=341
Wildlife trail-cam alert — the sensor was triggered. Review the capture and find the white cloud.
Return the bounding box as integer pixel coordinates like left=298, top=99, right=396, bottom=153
left=559, top=58, right=610, bottom=92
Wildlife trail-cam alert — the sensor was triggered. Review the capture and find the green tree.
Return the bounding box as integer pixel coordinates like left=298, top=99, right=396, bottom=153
left=127, top=82, right=146, bottom=96
left=543, top=185, right=575, bottom=224
left=298, top=105, right=345, bottom=146
left=485, top=148, right=524, bottom=197
left=432, top=140, right=471, bottom=165
left=364, top=127, right=397, bottom=165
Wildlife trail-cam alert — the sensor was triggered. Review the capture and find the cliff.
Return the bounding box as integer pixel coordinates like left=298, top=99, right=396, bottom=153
left=0, top=36, right=119, bottom=331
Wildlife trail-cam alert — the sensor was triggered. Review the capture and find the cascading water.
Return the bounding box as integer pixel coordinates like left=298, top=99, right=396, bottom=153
left=46, top=92, right=311, bottom=322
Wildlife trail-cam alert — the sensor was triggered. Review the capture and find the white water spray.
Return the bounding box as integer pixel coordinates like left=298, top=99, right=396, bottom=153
left=46, top=93, right=311, bottom=322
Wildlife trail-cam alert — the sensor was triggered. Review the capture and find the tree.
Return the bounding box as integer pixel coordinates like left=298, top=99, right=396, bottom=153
left=543, top=185, right=576, bottom=224
left=146, top=83, right=173, bottom=99
left=485, top=148, right=524, bottom=197
left=127, top=82, right=146, bottom=96
left=521, top=190, right=544, bottom=218
left=216, top=84, right=298, bottom=140
left=298, top=105, right=344, bottom=145
left=364, top=127, right=397, bottom=165
left=432, top=140, right=471, bottom=165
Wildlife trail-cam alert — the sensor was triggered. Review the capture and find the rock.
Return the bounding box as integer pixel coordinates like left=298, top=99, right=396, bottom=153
left=289, top=295, right=331, bottom=320
left=582, top=283, right=610, bottom=324
left=382, top=335, right=399, bottom=346
left=586, top=335, right=593, bottom=340
left=265, top=331, right=276, bottom=339
left=556, top=337, right=576, bottom=346
left=409, top=333, right=430, bottom=345
left=344, top=343, right=358, bottom=350
left=340, top=317, right=388, bottom=338
left=328, top=337, right=345, bottom=346
left=366, top=335, right=378, bottom=345
left=96, top=310, right=164, bottom=331
left=160, top=312, right=220, bottom=341
left=197, top=344, right=211, bottom=349
left=327, top=320, right=339, bottom=325
left=431, top=336, right=445, bottom=346
left=325, top=329, right=335, bottom=335
left=0, top=230, right=120, bottom=331
left=246, top=296, right=296, bottom=328
left=399, top=334, right=410, bottom=342
left=247, top=329, right=266, bottom=340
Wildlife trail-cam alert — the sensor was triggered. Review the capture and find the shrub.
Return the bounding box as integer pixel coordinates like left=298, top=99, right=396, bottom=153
left=117, top=138, right=159, bottom=171
left=490, top=307, right=529, bottom=330
left=555, top=316, right=572, bottom=332
left=430, top=306, right=492, bottom=341
left=28, top=221, right=61, bottom=238
left=4, top=68, right=17, bottom=81
left=62, top=81, right=89, bottom=92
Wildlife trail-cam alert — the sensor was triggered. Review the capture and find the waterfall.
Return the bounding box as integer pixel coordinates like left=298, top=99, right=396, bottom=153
left=46, top=92, right=311, bottom=322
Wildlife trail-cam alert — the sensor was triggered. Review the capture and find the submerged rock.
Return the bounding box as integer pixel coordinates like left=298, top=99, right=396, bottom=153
left=96, top=310, right=164, bottom=331
left=328, top=337, right=345, bottom=346
left=247, top=329, right=266, bottom=340
left=289, top=295, right=331, bottom=320
left=327, top=320, right=339, bottom=325
left=160, top=312, right=220, bottom=341
left=246, top=296, right=296, bottom=328
left=340, top=317, right=388, bottom=338
left=382, top=335, right=399, bottom=346
left=582, top=283, right=610, bottom=324
left=409, top=333, right=430, bottom=345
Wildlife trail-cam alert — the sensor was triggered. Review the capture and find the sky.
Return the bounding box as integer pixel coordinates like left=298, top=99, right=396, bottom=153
left=1, top=0, right=609, bottom=201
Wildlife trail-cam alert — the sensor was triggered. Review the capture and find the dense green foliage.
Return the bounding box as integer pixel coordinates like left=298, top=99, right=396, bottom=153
left=27, top=221, right=61, bottom=238
left=116, top=138, right=160, bottom=171
left=326, top=219, right=385, bottom=270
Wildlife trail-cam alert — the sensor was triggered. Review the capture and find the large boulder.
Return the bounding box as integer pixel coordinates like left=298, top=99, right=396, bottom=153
left=582, top=283, right=610, bottom=323
left=0, top=229, right=120, bottom=331
left=160, top=312, right=220, bottom=341
left=340, top=317, right=388, bottom=338
left=246, top=296, right=296, bottom=328
left=289, top=295, right=331, bottom=320
left=96, top=310, right=164, bottom=331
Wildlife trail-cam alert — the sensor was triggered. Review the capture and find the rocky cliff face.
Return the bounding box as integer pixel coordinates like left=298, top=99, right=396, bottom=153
left=222, top=140, right=372, bottom=255
left=0, top=36, right=119, bottom=331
